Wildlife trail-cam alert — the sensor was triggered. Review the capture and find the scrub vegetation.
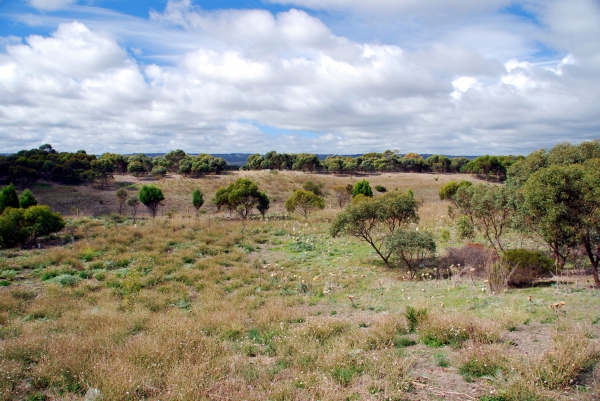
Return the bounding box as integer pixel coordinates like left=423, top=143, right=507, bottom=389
left=1, top=141, right=599, bottom=401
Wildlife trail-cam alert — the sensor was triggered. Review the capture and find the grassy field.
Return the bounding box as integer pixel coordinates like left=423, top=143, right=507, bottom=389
left=1, top=171, right=599, bottom=401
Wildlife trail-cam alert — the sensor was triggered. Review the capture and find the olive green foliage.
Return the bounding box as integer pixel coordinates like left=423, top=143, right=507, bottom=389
left=23, top=205, right=66, bottom=241
left=330, top=190, right=420, bottom=268
left=453, top=184, right=512, bottom=251
left=438, top=180, right=472, bottom=203
left=302, top=181, right=324, bottom=196
left=0, top=208, right=29, bottom=247
left=213, top=178, right=265, bottom=219
left=285, top=190, right=325, bottom=221
left=374, top=185, right=387, bottom=193
left=456, top=216, right=474, bottom=240
left=404, top=306, right=428, bottom=333
left=0, top=183, right=20, bottom=214
left=192, top=189, right=204, bottom=214
left=501, top=249, right=554, bottom=287
left=384, top=229, right=436, bottom=277
left=19, top=189, right=38, bottom=209
left=352, top=180, right=373, bottom=198
left=151, top=166, right=167, bottom=178
left=138, top=185, right=165, bottom=218
left=90, top=158, right=115, bottom=187
left=0, top=205, right=65, bottom=248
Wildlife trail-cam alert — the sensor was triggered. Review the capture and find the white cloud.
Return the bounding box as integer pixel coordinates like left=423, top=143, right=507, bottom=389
left=1, top=1, right=599, bottom=155
left=29, top=0, right=75, bottom=11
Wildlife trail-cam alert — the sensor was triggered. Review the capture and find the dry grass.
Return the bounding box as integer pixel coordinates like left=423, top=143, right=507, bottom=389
left=1, top=171, right=599, bottom=400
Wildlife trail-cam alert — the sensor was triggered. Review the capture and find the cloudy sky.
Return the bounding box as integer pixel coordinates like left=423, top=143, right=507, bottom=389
left=0, top=0, right=599, bottom=155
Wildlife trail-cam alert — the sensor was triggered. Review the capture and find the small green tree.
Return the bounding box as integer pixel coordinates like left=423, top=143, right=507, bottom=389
left=213, top=178, right=264, bottom=220
left=192, top=189, right=204, bottom=217
left=330, top=190, right=420, bottom=268
left=126, top=196, right=140, bottom=223
left=23, top=205, right=65, bottom=242
left=151, top=166, right=167, bottom=179
left=90, top=159, right=115, bottom=188
left=138, top=185, right=165, bottom=218
left=285, top=190, right=325, bottom=222
left=303, top=181, right=324, bottom=196
left=353, top=180, right=373, bottom=197
left=127, top=161, right=146, bottom=179
left=19, top=189, right=38, bottom=209
left=256, top=191, right=270, bottom=218
left=115, top=188, right=128, bottom=215
left=0, top=183, right=20, bottom=214
left=0, top=208, right=28, bottom=248
left=384, top=229, right=436, bottom=278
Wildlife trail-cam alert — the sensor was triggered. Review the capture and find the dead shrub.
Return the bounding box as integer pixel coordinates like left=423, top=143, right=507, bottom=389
left=438, top=243, right=499, bottom=278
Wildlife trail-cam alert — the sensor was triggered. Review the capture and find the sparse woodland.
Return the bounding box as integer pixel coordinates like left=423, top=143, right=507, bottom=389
left=0, top=141, right=599, bottom=401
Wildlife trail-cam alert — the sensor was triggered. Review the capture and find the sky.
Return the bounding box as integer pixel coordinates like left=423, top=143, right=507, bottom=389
left=0, top=0, right=599, bottom=155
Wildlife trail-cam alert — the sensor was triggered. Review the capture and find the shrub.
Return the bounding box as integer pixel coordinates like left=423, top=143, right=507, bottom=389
left=404, top=306, right=428, bottom=333
left=24, top=205, right=65, bottom=241
left=302, top=181, right=323, bottom=196
left=0, top=207, right=28, bottom=248
left=501, top=249, right=554, bottom=287
left=0, top=183, right=19, bottom=214
left=151, top=166, right=167, bottom=178
left=374, top=185, right=387, bottom=193
left=437, top=244, right=499, bottom=278
left=19, top=189, right=38, bottom=209
left=285, top=190, right=325, bottom=222
left=456, top=216, right=474, bottom=239
left=352, top=180, right=373, bottom=197
left=192, top=189, right=204, bottom=216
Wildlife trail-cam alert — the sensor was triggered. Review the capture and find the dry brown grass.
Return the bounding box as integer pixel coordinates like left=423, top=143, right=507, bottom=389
left=2, top=171, right=600, bottom=400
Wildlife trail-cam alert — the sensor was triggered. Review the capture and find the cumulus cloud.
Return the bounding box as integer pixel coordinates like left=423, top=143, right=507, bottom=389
left=0, top=0, right=599, bottom=155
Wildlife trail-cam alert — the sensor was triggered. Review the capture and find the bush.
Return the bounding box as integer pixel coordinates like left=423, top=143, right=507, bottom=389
left=404, top=306, right=428, bottom=333
left=0, top=183, right=19, bottom=214
left=352, top=180, right=373, bottom=197
left=302, top=181, right=323, bottom=196
left=151, top=166, right=167, bottom=178
left=374, top=185, right=387, bottom=193
left=19, top=189, right=38, bottom=209
left=501, top=249, right=554, bottom=287
left=438, top=244, right=499, bottom=277
left=0, top=207, right=28, bottom=248
left=456, top=216, right=474, bottom=239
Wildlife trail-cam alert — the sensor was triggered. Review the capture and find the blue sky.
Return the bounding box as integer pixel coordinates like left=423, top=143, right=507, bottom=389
left=0, top=0, right=599, bottom=155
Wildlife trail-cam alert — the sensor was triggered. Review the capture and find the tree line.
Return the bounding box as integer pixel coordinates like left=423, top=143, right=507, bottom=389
left=0, top=145, right=519, bottom=188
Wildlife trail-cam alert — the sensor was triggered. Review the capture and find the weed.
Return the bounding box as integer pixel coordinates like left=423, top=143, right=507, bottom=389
left=404, top=305, right=428, bottom=332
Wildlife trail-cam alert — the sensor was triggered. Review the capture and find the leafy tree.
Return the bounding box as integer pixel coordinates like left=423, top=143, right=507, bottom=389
left=0, top=208, right=28, bottom=248
left=192, top=189, right=204, bottom=217
left=213, top=178, right=264, bottom=219
left=285, top=190, right=325, bottom=222
left=90, top=159, right=115, bottom=187
left=453, top=184, right=511, bottom=251
left=127, top=161, right=146, bottom=179
left=426, top=155, right=451, bottom=173
left=115, top=188, right=128, bottom=215
left=9, top=166, right=39, bottom=184
left=384, top=229, right=436, bottom=278
left=0, top=183, right=20, bottom=214
left=353, top=180, right=373, bottom=198
left=519, top=165, right=583, bottom=271
left=438, top=180, right=472, bottom=203
left=330, top=190, right=420, bottom=268
left=19, top=189, right=38, bottom=209
left=24, top=205, right=65, bottom=242
left=164, top=149, right=187, bottom=173
left=126, top=196, right=140, bottom=223
left=303, top=181, right=324, bottom=196
left=138, top=185, right=165, bottom=218
left=256, top=191, right=270, bottom=218
left=293, top=154, right=321, bottom=173
left=151, top=166, right=167, bottom=179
